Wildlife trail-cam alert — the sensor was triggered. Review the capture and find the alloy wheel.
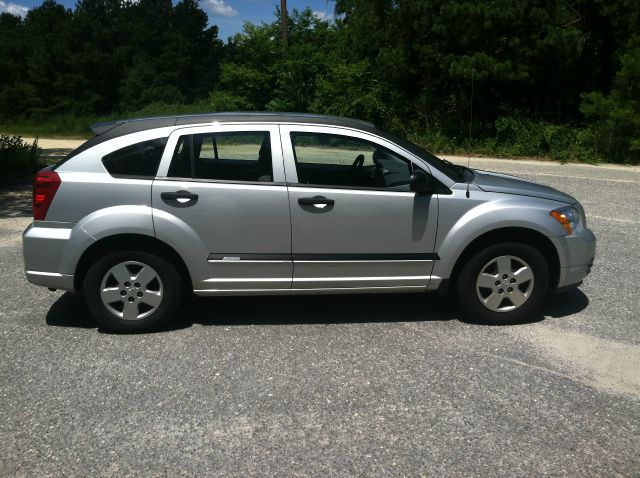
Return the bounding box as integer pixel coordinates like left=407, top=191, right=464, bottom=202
left=100, top=261, right=163, bottom=320
left=475, top=255, right=535, bottom=312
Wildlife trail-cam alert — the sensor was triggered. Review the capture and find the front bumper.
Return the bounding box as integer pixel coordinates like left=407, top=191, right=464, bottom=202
left=550, top=228, right=596, bottom=289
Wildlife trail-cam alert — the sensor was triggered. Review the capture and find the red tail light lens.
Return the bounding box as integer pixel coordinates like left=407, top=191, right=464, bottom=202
left=33, top=170, right=61, bottom=220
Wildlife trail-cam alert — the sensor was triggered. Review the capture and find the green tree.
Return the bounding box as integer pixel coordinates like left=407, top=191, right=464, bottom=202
left=21, top=0, right=76, bottom=116
left=335, top=0, right=585, bottom=131
left=210, top=19, right=281, bottom=110
left=70, top=0, right=127, bottom=114
left=0, top=13, right=27, bottom=118
left=310, top=59, right=388, bottom=122
left=581, top=35, right=640, bottom=164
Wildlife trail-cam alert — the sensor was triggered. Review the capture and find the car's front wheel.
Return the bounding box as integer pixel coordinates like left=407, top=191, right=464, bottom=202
left=83, top=251, right=183, bottom=333
left=456, top=242, right=549, bottom=324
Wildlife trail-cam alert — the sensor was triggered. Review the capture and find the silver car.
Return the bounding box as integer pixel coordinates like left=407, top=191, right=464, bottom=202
left=23, top=113, right=596, bottom=332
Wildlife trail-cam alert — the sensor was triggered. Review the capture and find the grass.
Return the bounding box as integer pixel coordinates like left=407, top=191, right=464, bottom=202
left=0, top=117, right=96, bottom=139
left=406, top=118, right=605, bottom=164
left=0, top=111, right=621, bottom=165
left=0, top=102, right=214, bottom=139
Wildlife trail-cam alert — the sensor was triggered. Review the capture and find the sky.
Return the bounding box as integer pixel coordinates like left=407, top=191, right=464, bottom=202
left=0, top=0, right=336, bottom=40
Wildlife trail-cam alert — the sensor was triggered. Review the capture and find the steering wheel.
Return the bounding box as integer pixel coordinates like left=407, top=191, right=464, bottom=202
left=349, top=154, right=365, bottom=178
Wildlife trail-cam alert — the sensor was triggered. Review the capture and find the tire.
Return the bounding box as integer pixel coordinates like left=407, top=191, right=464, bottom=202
left=455, top=242, right=549, bottom=324
left=83, top=250, right=183, bottom=333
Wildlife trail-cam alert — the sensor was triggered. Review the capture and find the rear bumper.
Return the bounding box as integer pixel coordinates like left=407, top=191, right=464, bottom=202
left=551, top=228, right=596, bottom=289
left=25, top=270, right=74, bottom=290
left=23, top=221, right=92, bottom=292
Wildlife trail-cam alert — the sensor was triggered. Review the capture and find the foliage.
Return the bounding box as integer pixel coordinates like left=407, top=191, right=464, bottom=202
left=0, top=135, right=41, bottom=177
left=407, top=118, right=600, bottom=163
left=580, top=36, right=640, bottom=164
left=310, top=59, right=389, bottom=123
left=0, top=0, right=222, bottom=118
left=0, top=1, right=638, bottom=163
left=335, top=0, right=601, bottom=130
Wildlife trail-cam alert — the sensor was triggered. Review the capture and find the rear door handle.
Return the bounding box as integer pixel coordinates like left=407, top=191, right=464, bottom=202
left=161, top=190, right=198, bottom=200
left=298, top=196, right=335, bottom=206
left=161, top=190, right=199, bottom=207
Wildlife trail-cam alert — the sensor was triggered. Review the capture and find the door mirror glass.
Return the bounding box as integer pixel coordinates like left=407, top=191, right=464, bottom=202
left=410, top=170, right=432, bottom=193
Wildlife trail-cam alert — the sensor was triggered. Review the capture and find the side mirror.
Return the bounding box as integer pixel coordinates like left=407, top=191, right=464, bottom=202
left=409, top=170, right=432, bottom=194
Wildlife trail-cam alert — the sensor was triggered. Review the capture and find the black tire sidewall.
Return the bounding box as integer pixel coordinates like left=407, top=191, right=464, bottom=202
left=456, top=242, right=549, bottom=324
left=83, top=250, right=182, bottom=333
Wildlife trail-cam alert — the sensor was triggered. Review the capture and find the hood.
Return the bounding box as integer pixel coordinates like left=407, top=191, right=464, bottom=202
left=472, top=169, right=576, bottom=204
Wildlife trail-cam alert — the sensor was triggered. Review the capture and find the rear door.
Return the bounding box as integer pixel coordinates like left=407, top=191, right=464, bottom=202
left=280, top=125, right=439, bottom=290
left=152, top=124, right=292, bottom=292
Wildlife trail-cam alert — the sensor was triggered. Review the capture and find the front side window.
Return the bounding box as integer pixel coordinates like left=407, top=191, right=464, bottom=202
left=290, top=132, right=416, bottom=190
left=168, top=131, right=273, bottom=182
left=102, top=138, right=167, bottom=177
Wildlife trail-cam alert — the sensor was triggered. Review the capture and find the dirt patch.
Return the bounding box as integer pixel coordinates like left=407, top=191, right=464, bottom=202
left=23, top=137, right=83, bottom=150
left=21, top=137, right=82, bottom=164
left=511, top=325, right=640, bottom=399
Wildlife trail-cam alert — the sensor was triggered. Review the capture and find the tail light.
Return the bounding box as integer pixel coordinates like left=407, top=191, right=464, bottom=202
left=33, top=170, right=61, bottom=220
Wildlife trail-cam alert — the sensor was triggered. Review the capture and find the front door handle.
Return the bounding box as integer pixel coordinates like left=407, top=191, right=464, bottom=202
left=161, top=190, right=199, bottom=207
left=298, top=196, right=335, bottom=206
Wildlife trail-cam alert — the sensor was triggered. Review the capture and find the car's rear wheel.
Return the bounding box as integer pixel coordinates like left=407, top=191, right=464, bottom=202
left=83, top=251, right=183, bottom=332
left=456, top=242, right=549, bottom=324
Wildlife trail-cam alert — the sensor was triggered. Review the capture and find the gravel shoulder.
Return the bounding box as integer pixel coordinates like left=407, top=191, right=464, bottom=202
left=1, top=142, right=638, bottom=476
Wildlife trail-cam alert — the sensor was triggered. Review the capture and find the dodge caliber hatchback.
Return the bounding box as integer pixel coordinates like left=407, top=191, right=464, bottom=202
left=23, top=113, right=596, bottom=332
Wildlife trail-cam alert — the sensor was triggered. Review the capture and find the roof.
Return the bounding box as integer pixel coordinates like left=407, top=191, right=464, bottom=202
left=59, top=112, right=378, bottom=165
left=90, top=112, right=376, bottom=137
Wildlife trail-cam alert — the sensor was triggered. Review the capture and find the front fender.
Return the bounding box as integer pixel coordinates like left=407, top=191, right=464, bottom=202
left=433, top=192, right=567, bottom=279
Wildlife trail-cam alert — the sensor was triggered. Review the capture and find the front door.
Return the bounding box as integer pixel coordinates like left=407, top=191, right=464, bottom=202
left=153, top=124, right=292, bottom=291
left=280, top=125, right=439, bottom=290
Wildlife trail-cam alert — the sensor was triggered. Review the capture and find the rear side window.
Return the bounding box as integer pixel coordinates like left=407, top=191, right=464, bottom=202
left=102, top=138, right=168, bottom=178
left=168, top=132, right=273, bottom=182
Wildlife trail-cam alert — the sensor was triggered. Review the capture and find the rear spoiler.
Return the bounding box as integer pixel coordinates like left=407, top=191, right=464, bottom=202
left=89, top=120, right=125, bottom=136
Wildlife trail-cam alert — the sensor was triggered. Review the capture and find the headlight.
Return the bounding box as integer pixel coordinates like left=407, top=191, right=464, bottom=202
left=550, top=206, right=583, bottom=235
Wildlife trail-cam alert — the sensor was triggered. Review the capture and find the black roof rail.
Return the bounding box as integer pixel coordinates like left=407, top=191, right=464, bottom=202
left=89, top=112, right=375, bottom=137
left=56, top=112, right=378, bottom=169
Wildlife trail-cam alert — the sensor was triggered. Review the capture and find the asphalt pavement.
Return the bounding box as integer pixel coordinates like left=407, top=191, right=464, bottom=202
left=1, top=154, right=639, bottom=476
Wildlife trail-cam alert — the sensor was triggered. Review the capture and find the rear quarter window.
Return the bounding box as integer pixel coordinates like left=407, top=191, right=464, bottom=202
left=102, top=138, right=168, bottom=178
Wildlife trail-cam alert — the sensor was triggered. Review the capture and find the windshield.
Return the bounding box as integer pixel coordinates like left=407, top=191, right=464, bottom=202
left=376, top=129, right=463, bottom=182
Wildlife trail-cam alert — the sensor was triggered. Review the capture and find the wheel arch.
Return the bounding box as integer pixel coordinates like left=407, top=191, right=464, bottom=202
left=439, top=227, right=560, bottom=294
left=74, top=233, right=193, bottom=293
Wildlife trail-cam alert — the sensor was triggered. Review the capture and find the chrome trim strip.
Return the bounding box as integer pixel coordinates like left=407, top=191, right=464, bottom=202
left=208, top=260, right=291, bottom=264
left=207, top=253, right=439, bottom=261
left=203, top=275, right=431, bottom=283
left=208, top=259, right=431, bottom=264
left=203, top=277, right=291, bottom=283
left=294, top=253, right=439, bottom=260
left=26, top=270, right=65, bottom=277
left=194, top=285, right=427, bottom=296
left=294, top=276, right=431, bottom=282
left=296, top=260, right=433, bottom=264
left=208, top=253, right=291, bottom=261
